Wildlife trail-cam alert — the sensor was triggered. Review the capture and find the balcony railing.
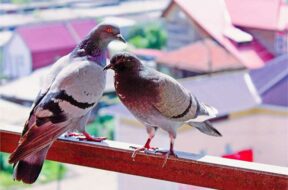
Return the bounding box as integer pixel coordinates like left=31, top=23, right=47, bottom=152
left=0, top=126, right=287, bottom=190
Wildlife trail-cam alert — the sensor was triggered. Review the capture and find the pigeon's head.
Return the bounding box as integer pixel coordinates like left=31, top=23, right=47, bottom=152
left=89, top=22, right=126, bottom=47
left=104, top=52, right=142, bottom=72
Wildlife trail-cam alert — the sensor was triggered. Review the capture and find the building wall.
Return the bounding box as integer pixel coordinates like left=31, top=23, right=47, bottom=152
left=0, top=48, right=3, bottom=78
left=246, top=28, right=287, bottom=56
left=165, top=5, right=202, bottom=50
left=3, top=34, right=32, bottom=79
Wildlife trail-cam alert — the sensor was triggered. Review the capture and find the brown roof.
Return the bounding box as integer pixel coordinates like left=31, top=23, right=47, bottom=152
left=156, top=39, right=243, bottom=72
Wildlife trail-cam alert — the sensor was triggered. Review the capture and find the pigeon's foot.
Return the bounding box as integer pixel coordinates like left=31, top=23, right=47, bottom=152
left=65, top=132, right=107, bottom=142
left=155, top=149, right=178, bottom=167
left=129, top=145, right=159, bottom=161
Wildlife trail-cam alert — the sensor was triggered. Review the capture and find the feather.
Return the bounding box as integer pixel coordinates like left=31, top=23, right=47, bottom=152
left=151, top=72, right=198, bottom=121
left=187, top=120, right=222, bottom=137
left=13, top=146, right=50, bottom=184
left=9, top=122, right=69, bottom=164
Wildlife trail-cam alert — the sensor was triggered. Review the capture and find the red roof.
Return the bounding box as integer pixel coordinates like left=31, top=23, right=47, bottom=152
left=17, top=19, right=97, bottom=70
left=163, top=0, right=275, bottom=69
left=225, top=0, right=288, bottom=31
left=157, top=39, right=243, bottom=72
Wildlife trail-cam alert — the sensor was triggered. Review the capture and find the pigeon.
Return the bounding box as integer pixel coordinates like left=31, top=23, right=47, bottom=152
left=104, top=52, right=222, bottom=166
left=8, top=22, right=126, bottom=184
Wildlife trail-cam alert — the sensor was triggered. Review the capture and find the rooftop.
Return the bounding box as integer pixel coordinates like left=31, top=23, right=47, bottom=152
left=162, top=0, right=275, bottom=69
left=16, top=19, right=97, bottom=69
left=0, top=0, right=168, bottom=30
left=249, top=55, right=288, bottom=107
left=157, top=39, right=243, bottom=72
left=225, top=0, right=288, bottom=31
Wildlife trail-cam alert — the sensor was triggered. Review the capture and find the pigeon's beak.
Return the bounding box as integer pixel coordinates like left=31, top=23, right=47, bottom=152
left=103, top=64, right=112, bottom=71
left=115, top=34, right=126, bottom=43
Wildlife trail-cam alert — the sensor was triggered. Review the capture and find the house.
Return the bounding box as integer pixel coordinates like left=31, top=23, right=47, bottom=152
left=0, top=31, right=13, bottom=81
left=225, top=0, right=288, bottom=55
left=250, top=55, right=288, bottom=107
left=101, top=72, right=287, bottom=190
left=162, top=0, right=279, bottom=70
left=2, top=19, right=97, bottom=79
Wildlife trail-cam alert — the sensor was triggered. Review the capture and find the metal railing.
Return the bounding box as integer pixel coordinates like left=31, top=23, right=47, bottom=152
left=0, top=126, right=287, bottom=190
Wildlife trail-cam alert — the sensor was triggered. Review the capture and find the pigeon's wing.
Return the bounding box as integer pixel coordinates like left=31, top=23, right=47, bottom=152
left=153, top=72, right=217, bottom=122
left=21, top=55, right=71, bottom=137
left=9, top=58, right=86, bottom=163
left=9, top=88, right=71, bottom=164
left=9, top=60, right=103, bottom=164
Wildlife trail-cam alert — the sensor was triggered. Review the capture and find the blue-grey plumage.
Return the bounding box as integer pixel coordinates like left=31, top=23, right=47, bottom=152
left=9, top=22, right=126, bottom=184
left=105, top=52, right=221, bottom=166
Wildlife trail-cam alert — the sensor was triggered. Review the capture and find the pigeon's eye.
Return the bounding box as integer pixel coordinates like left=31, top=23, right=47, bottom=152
left=105, top=27, right=113, bottom=33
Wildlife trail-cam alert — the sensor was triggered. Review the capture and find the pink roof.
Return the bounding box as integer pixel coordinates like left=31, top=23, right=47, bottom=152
left=225, top=0, right=288, bottom=31
left=157, top=39, right=243, bottom=72
left=17, top=20, right=97, bottom=70
left=163, top=0, right=275, bottom=69
left=18, top=23, right=75, bottom=52
left=69, top=20, right=97, bottom=42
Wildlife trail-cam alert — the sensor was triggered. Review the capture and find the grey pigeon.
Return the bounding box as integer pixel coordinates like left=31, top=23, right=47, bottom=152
left=8, top=22, right=126, bottom=184
left=104, top=52, right=221, bottom=166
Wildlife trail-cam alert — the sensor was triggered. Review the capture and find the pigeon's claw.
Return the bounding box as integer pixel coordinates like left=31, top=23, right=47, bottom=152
left=65, top=132, right=107, bottom=142
left=131, top=146, right=145, bottom=161
left=129, top=146, right=159, bottom=161
left=155, top=149, right=178, bottom=168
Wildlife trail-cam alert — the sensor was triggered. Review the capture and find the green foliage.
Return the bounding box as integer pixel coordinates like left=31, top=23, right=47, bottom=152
left=0, top=152, right=67, bottom=189
left=127, top=23, right=167, bottom=50
left=86, top=115, right=115, bottom=140
left=11, top=0, right=31, bottom=4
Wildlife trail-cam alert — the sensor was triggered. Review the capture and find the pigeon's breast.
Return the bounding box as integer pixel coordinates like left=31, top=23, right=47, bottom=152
left=115, top=75, right=159, bottom=114
left=52, top=60, right=106, bottom=116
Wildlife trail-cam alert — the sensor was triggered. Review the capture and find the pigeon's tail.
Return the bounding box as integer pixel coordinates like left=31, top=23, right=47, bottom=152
left=189, top=103, right=218, bottom=122
left=12, top=146, right=49, bottom=184
left=203, top=104, right=218, bottom=117
left=187, top=120, right=222, bottom=137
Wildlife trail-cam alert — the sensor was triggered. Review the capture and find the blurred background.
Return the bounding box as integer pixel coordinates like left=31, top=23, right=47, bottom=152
left=0, top=0, right=287, bottom=189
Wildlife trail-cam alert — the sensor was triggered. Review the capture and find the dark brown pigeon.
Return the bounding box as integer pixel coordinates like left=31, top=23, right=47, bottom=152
left=8, top=22, right=125, bottom=184
left=104, top=52, right=221, bottom=166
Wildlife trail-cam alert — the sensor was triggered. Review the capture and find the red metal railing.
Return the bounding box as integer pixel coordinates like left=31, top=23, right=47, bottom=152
left=0, top=126, right=287, bottom=190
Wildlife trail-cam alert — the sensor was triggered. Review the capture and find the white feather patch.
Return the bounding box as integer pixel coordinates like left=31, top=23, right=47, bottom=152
left=187, top=105, right=218, bottom=122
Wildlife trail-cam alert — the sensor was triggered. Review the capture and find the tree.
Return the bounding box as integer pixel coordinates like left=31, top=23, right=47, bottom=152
left=127, top=23, right=167, bottom=50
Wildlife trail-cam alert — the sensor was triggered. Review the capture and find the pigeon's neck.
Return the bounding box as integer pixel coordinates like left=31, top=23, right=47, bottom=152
left=87, top=50, right=107, bottom=67
left=72, top=37, right=107, bottom=67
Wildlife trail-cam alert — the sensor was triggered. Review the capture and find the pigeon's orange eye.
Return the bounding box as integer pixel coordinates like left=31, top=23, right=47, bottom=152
left=106, top=28, right=113, bottom=33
